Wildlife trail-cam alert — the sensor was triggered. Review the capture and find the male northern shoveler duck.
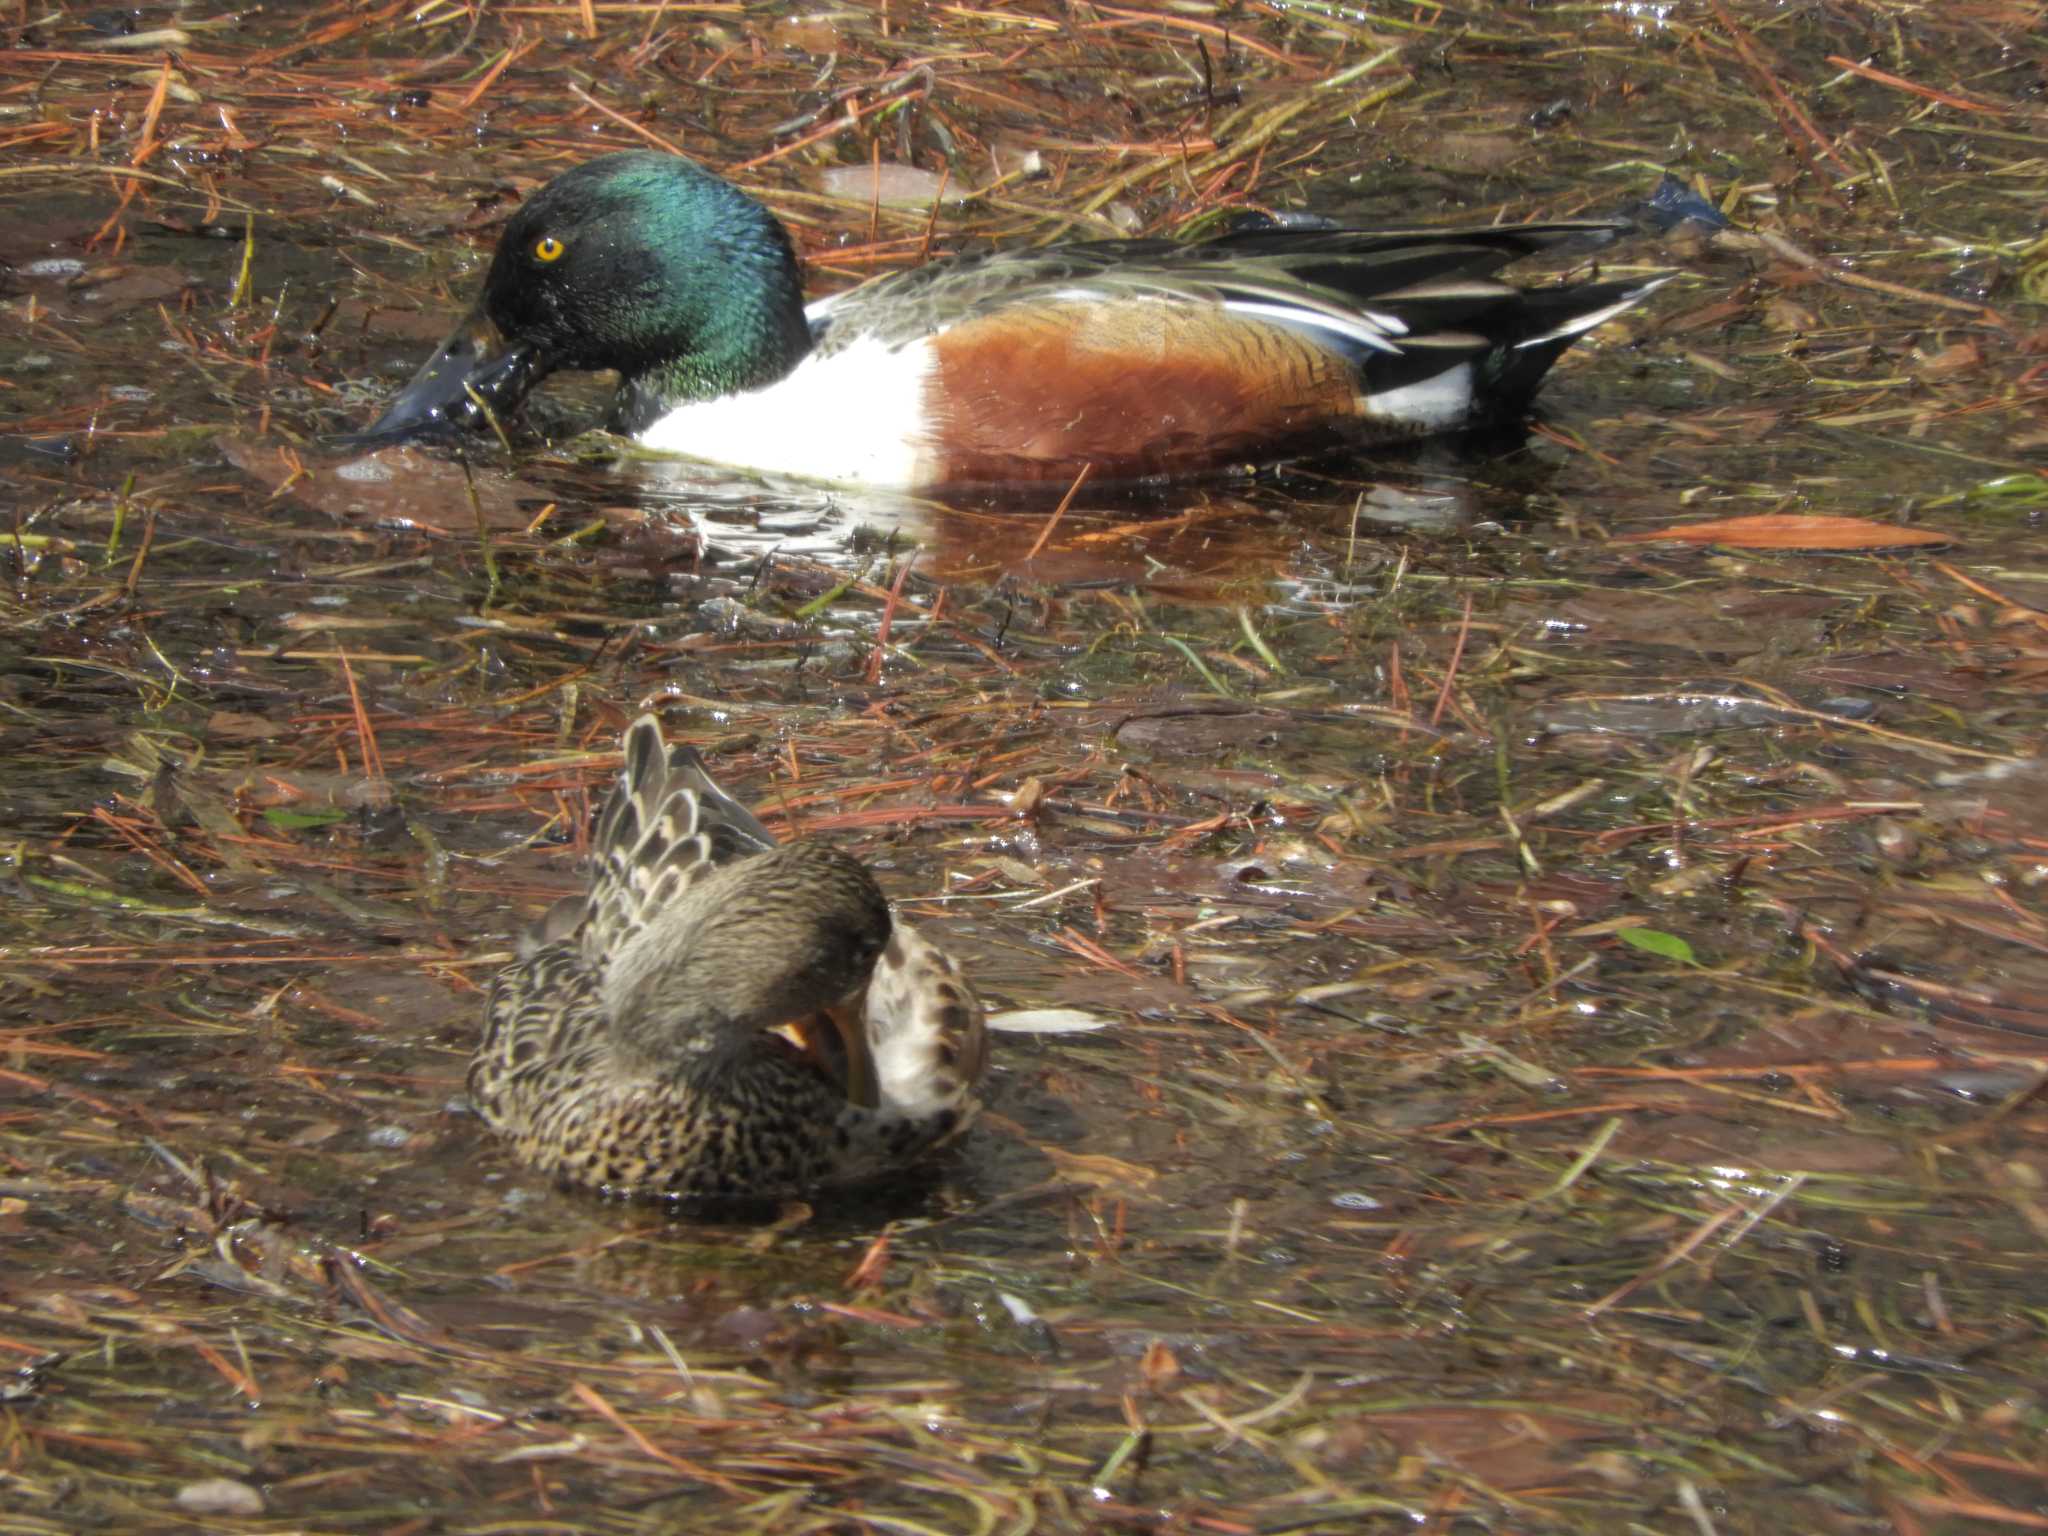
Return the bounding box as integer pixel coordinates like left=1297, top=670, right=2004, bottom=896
left=472, top=714, right=988, bottom=1200
left=362, top=150, right=1665, bottom=489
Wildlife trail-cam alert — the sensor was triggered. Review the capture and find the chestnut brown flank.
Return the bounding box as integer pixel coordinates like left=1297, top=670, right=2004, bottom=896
left=924, top=302, right=1360, bottom=483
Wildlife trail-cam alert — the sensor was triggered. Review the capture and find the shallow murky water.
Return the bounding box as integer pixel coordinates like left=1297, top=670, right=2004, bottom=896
left=3, top=2, right=2046, bottom=1532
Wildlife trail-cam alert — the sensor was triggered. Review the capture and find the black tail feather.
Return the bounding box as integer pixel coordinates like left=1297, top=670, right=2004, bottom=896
left=1481, top=275, right=1666, bottom=413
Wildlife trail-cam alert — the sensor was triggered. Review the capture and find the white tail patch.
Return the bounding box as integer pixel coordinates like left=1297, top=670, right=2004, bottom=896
left=1357, top=361, right=1474, bottom=430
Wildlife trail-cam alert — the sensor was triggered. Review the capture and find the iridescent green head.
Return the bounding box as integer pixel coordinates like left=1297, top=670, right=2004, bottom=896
left=360, top=152, right=812, bottom=443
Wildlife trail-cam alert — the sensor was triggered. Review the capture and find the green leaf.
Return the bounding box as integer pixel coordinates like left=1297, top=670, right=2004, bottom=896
left=1616, top=926, right=1696, bottom=964
left=263, top=807, right=347, bottom=831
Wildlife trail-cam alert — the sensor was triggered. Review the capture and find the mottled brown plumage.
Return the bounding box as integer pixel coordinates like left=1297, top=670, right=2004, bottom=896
left=471, top=715, right=988, bottom=1200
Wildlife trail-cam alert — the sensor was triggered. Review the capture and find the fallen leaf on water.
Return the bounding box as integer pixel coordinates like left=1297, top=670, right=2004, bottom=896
left=178, top=1479, right=264, bottom=1516
left=815, top=163, right=965, bottom=208
left=1042, top=1147, right=1159, bottom=1193
left=1912, top=339, right=1983, bottom=379
left=1615, top=926, right=1698, bottom=964
left=1613, top=514, right=1950, bottom=550
left=988, top=1007, right=1114, bottom=1034
left=1139, top=1338, right=1181, bottom=1389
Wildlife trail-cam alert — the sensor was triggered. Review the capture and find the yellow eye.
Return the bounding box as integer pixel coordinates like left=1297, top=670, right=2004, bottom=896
left=533, top=235, right=566, bottom=264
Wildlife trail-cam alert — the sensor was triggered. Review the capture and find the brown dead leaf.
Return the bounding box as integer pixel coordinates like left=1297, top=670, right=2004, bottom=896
left=1613, top=514, right=1951, bottom=550
left=1912, top=339, right=1983, bottom=379
left=219, top=438, right=539, bottom=535
left=1409, top=130, right=1525, bottom=174
left=1763, top=298, right=1818, bottom=331
left=1662, top=296, right=1754, bottom=333
left=206, top=710, right=285, bottom=742
left=1311, top=1397, right=1633, bottom=1489
left=1139, top=1338, right=1181, bottom=1390
left=1042, top=1147, right=1160, bottom=1194
left=765, top=14, right=843, bottom=51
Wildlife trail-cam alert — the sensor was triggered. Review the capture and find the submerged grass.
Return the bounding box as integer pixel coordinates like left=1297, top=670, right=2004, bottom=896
left=2, top=0, right=2047, bottom=1532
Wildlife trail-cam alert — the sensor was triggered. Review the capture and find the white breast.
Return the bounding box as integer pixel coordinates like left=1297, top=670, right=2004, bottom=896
left=635, top=336, right=937, bottom=488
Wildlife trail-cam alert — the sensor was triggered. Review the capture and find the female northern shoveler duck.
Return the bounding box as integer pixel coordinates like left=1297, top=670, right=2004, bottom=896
left=472, top=714, right=988, bottom=1200
left=362, top=150, right=1665, bottom=489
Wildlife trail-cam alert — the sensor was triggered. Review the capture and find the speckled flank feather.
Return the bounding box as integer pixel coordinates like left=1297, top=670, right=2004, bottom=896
left=471, top=716, right=987, bottom=1201
left=866, top=924, right=989, bottom=1117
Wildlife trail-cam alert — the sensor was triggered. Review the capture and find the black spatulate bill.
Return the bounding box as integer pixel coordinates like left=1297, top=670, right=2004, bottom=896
left=338, top=303, right=550, bottom=448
